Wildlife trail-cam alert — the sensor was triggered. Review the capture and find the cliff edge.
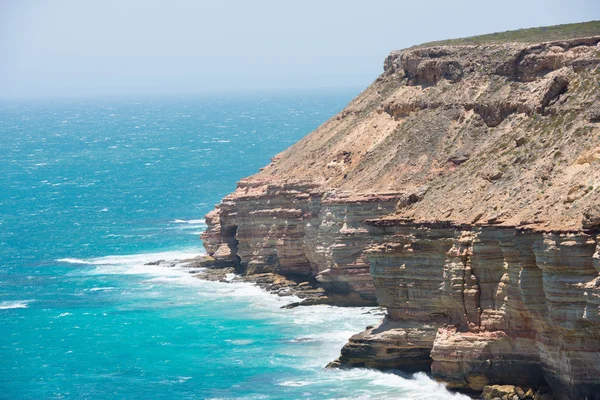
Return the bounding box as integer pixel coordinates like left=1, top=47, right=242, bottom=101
left=202, top=22, right=600, bottom=399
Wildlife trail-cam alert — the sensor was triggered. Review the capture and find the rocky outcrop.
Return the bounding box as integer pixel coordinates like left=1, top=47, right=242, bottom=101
left=202, top=33, right=600, bottom=398
left=481, top=385, right=541, bottom=400
left=202, top=178, right=402, bottom=305
left=335, top=220, right=600, bottom=399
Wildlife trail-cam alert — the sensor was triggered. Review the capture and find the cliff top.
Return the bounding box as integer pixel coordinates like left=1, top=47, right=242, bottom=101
left=413, top=20, right=600, bottom=48
left=236, top=24, right=600, bottom=231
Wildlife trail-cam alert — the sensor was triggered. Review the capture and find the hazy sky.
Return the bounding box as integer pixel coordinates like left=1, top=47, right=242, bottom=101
left=1, top=0, right=599, bottom=98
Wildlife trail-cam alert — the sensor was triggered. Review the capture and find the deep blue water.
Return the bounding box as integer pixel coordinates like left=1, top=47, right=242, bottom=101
left=0, top=92, right=466, bottom=399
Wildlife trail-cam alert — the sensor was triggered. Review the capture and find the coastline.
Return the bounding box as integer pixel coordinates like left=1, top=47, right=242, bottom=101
left=150, top=254, right=387, bottom=308
left=143, top=253, right=471, bottom=399
left=198, top=33, right=600, bottom=399
left=170, top=256, right=553, bottom=400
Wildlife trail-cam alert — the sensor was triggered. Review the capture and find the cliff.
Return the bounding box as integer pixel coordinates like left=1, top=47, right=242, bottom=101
left=202, top=22, right=600, bottom=399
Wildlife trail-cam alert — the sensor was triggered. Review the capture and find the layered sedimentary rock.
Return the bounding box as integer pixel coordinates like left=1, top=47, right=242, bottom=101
left=336, top=220, right=599, bottom=398
left=202, top=33, right=600, bottom=398
left=202, top=178, right=402, bottom=305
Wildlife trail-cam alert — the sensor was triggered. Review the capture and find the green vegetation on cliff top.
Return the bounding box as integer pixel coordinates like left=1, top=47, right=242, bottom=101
left=414, top=20, right=600, bottom=48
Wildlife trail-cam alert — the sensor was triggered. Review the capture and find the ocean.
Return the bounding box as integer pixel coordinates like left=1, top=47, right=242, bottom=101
left=0, top=92, right=466, bottom=399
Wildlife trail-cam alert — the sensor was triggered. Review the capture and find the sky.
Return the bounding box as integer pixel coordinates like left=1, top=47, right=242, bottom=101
left=1, top=0, right=599, bottom=99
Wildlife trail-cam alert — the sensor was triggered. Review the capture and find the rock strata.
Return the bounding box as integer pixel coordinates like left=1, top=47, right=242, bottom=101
left=335, top=221, right=600, bottom=399
left=202, top=181, right=402, bottom=305
left=201, top=33, right=600, bottom=399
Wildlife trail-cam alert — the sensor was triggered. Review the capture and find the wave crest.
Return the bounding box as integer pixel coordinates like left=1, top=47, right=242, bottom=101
left=0, top=300, right=33, bottom=310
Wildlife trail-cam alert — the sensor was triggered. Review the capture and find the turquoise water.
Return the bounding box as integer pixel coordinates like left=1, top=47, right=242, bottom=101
left=0, top=92, right=466, bottom=399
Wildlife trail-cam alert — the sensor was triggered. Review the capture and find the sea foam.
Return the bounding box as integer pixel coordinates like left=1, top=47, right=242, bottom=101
left=58, top=249, right=203, bottom=267
left=172, top=219, right=206, bottom=225
left=57, top=249, right=467, bottom=399
left=0, top=300, right=33, bottom=310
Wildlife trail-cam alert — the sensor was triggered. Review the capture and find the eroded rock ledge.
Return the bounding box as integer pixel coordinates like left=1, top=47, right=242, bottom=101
left=201, top=36, right=600, bottom=399
left=202, top=179, right=404, bottom=306
left=334, top=219, right=600, bottom=399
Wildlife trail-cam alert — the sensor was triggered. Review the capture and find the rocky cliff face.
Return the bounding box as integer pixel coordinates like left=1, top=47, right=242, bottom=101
left=202, top=35, right=600, bottom=398
left=336, top=220, right=600, bottom=398
left=202, top=178, right=402, bottom=305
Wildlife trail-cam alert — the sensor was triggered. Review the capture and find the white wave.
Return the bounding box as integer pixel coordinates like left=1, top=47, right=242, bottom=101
left=274, top=369, right=468, bottom=399
left=58, top=249, right=204, bottom=267
left=172, top=219, right=206, bottom=225
left=58, top=258, right=89, bottom=264
left=143, top=275, right=195, bottom=285
left=194, top=279, right=302, bottom=305
left=370, top=370, right=469, bottom=399
left=0, top=300, right=33, bottom=309
left=57, top=249, right=466, bottom=400
left=85, top=287, right=116, bottom=292
left=278, top=380, right=314, bottom=387
left=224, top=273, right=236, bottom=282
left=226, top=339, right=254, bottom=345
left=294, top=369, right=469, bottom=400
